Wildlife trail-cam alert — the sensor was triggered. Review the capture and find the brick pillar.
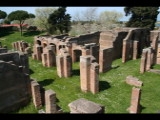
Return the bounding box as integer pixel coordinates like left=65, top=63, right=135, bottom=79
left=82, top=48, right=90, bottom=56
left=47, top=50, right=53, bottom=67
left=15, top=42, right=19, bottom=51
left=36, top=46, right=42, bottom=61
left=45, top=89, right=57, bottom=113
left=18, top=41, right=22, bottom=51
left=63, top=54, right=72, bottom=77
left=56, top=55, right=64, bottom=78
left=140, top=49, right=147, bottom=74
left=80, top=56, right=91, bottom=92
left=50, top=45, right=56, bottom=66
left=42, top=53, right=47, bottom=67
left=151, top=36, right=158, bottom=65
left=128, top=87, right=141, bottom=113
left=99, top=48, right=113, bottom=73
left=72, top=50, right=76, bottom=63
left=90, top=62, right=99, bottom=94
left=90, top=45, right=99, bottom=63
left=122, top=40, right=130, bottom=63
left=12, top=42, right=16, bottom=50
left=133, top=41, right=138, bottom=60
left=31, top=80, right=42, bottom=109
left=146, top=48, right=151, bottom=71
left=66, top=43, right=72, bottom=59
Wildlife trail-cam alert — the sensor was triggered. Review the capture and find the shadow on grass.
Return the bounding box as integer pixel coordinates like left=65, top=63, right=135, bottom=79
left=99, top=81, right=111, bottom=91
left=139, top=104, right=146, bottom=113
left=0, top=31, right=14, bottom=37
left=112, top=65, right=120, bottom=69
left=23, top=31, right=42, bottom=37
left=38, top=79, right=54, bottom=86
left=72, top=69, right=80, bottom=76
left=29, top=69, right=34, bottom=75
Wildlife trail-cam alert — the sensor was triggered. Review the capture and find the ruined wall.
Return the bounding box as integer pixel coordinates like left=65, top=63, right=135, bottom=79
left=0, top=48, right=8, bottom=53
left=122, top=28, right=150, bottom=63
left=0, top=52, right=29, bottom=74
left=0, top=60, right=31, bottom=113
left=80, top=55, right=99, bottom=94
left=99, top=30, right=128, bottom=60
left=67, top=32, right=100, bottom=47
left=12, top=41, right=30, bottom=53
left=42, top=45, right=56, bottom=67
left=56, top=48, right=72, bottom=78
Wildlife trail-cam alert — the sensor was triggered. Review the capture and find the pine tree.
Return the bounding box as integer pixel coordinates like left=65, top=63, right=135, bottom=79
left=48, top=7, right=71, bottom=34
left=124, top=7, right=159, bottom=30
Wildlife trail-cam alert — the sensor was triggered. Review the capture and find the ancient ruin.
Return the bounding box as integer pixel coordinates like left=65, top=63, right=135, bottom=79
left=0, top=27, right=160, bottom=113
left=126, top=75, right=143, bottom=87
left=80, top=55, right=99, bottom=94
left=68, top=98, right=105, bottom=113
left=0, top=51, right=31, bottom=113
left=128, top=87, right=141, bottom=113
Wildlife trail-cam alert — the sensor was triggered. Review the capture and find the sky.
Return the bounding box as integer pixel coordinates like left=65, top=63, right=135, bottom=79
left=0, top=7, right=160, bottom=21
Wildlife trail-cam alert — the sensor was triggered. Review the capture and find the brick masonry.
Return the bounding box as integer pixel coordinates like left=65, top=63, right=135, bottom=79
left=128, top=87, right=141, bottom=113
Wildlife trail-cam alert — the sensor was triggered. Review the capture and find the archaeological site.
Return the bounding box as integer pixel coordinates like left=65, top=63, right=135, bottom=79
left=0, top=27, right=160, bottom=113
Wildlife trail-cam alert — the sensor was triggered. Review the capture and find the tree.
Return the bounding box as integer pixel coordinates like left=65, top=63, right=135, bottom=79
left=34, top=7, right=57, bottom=32
left=0, top=10, right=7, bottom=19
left=82, top=7, right=98, bottom=22
left=8, top=10, right=35, bottom=36
left=73, top=7, right=98, bottom=23
left=98, top=10, right=123, bottom=29
left=48, top=7, right=71, bottom=34
left=124, top=7, right=159, bottom=30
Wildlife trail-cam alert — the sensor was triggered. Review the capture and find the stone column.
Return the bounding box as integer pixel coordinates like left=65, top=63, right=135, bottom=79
left=31, top=80, right=42, bottom=109
left=90, top=62, right=99, bottom=94
left=15, top=42, right=19, bottom=51
left=80, top=56, right=91, bottom=92
left=63, top=54, right=72, bottom=77
left=36, top=46, right=42, bottom=61
left=82, top=48, right=90, bottom=56
left=90, top=45, right=99, bottom=63
left=47, top=50, right=54, bottom=67
left=45, top=89, right=57, bottom=113
left=122, top=40, right=130, bottom=63
left=50, top=45, right=56, bottom=66
left=128, top=87, right=141, bottom=113
left=140, top=49, right=147, bottom=73
left=133, top=41, right=138, bottom=60
left=99, top=48, right=113, bottom=73
left=56, top=55, right=64, bottom=78
left=42, top=53, right=47, bottom=67
left=151, top=36, right=159, bottom=65
left=146, top=48, right=151, bottom=71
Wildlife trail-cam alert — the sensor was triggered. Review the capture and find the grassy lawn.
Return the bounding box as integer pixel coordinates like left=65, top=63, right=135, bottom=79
left=1, top=31, right=160, bottom=113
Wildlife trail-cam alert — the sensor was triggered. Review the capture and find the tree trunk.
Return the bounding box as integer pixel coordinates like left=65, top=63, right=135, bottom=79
left=20, top=24, right=23, bottom=36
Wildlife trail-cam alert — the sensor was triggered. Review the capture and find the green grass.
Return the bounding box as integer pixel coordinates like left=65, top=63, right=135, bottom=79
left=0, top=31, right=44, bottom=49
left=1, top=31, right=160, bottom=113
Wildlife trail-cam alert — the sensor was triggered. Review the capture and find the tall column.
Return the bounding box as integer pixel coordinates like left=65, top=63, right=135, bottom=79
left=90, top=62, right=99, bottom=94
left=36, top=46, right=42, bottom=61
left=140, top=49, right=147, bottom=73
left=45, top=89, right=57, bottom=113
left=133, top=41, right=138, bottom=60
left=63, top=54, right=72, bottom=77
left=80, top=56, right=91, bottom=92
left=99, top=48, right=113, bottom=73
left=122, top=40, right=130, bottom=63
left=31, top=80, right=42, bottom=109
left=56, top=55, right=64, bottom=78
left=128, top=87, right=141, bottom=113
left=146, top=48, right=151, bottom=71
